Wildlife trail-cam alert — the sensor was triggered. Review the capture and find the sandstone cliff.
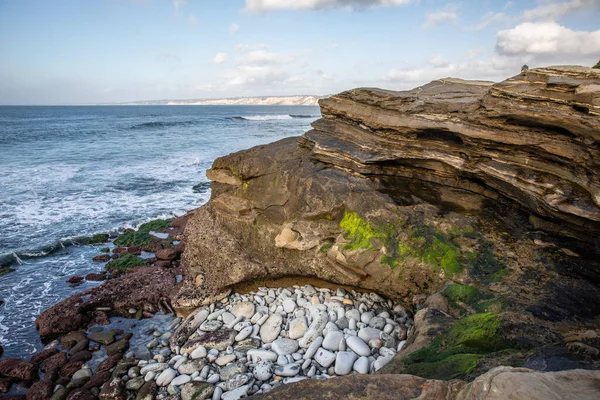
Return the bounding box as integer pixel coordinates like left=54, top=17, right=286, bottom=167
left=176, top=66, right=600, bottom=383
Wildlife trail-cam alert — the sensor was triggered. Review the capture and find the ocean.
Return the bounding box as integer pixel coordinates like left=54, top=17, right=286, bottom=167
left=0, top=105, right=320, bottom=358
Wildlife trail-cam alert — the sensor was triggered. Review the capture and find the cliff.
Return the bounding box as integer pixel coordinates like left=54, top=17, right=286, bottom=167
left=175, top=66, right=600, bottom=386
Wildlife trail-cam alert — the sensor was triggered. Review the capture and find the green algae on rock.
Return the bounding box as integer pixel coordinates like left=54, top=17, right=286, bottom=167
left=105, top=254, right=147, bottom=276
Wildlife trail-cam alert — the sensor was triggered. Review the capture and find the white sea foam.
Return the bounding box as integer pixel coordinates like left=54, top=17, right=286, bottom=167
left=239, top=114, right=293, bottom=121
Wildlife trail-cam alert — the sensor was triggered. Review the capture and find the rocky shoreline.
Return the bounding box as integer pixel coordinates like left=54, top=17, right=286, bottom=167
left=1, top=66, right=600, bottom=399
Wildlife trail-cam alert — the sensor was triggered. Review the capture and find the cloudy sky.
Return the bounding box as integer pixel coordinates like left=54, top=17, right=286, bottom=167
left=0, top=0, right=599, bottom=104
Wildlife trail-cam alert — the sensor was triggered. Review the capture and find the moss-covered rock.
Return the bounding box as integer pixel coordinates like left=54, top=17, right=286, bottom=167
left=85, top=233, right=109, bottom=245
left=114, top=219, right=173, bottom=247
left=105, top=254, right=146, bottom=276
left=0, top=266, right=15, bottom=277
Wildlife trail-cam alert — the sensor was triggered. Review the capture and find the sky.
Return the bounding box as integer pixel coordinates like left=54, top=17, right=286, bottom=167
left=0, top=0, right=599, bottom=104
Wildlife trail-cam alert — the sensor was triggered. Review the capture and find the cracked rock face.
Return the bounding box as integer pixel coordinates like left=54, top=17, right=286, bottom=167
left=175, top=66, right=600, bottom=311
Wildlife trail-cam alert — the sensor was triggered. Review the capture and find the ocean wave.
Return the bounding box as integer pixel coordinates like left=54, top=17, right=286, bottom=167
left=129, top=120, right=197, bottom=129
left=231, top=114, right=317, bottom=121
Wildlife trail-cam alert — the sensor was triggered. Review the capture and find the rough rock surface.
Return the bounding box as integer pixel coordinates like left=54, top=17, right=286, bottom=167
left=176, top=66, right=600, bottom=308
left=37, top=266, right=178, bottom=340
left=250, top=373, right=465, bottom=399
left=174, top=66, right=600, bottom=385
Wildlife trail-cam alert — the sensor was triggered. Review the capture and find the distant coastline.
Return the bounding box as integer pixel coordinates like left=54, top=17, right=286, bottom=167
left=118, top=95, right=326, bottom=106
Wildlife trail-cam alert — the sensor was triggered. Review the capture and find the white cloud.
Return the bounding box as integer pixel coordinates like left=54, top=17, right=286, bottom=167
left=213, top=53, right=228, bottom=64
left=244, top=0, right=412, bottom=12
left=496, top=22, right=600, bottom=56
left=423, top=4, right=458, bottom=28
left=428, top=56, right=450, bottom=68
left=230, top=23, right=240, bottom=35
left=521, top=0, right=597, bottom=21
left=238, top=50, right=295, bottom=65
left=235, top=43, right=269, bottom=52
left=228, top=66, right=289, bottom=86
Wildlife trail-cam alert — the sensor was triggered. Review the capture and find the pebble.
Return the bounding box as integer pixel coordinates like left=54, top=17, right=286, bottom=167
left=259, top=314, right=282, bottom=343
left=314, top=348, right=336, bottom=368
left=271, top=338, right=299, bottom=356
left=156, top=368, right=177, bottom=386
left=190, top=346, right=207, bottom=360
left=247, top=349, right=278, bottom=363
left=322, top=331, right=344, bottom=351
left=253, top=360, right=274, bottom=381
left=235, top=326, right=253, bottom=342
left=274, top=364, right=300, bottom=377
left=353, top=356, right=370, bottom=374
left=334, top=351, right=357, bottom=376
left=171, top=374, right=191, bottom=386
left=303, top=336, right=323, bottom=360
left=288, top=317, right=308, bottom=340
left=231, top=302, right=255, bottom=319
left=346, top=336, right=371, bottom=357
left=215, top=354, right=236, bottom=366
left=358, top=327, right=382, bottom=343
left=283, top=298, right=297, bottom=313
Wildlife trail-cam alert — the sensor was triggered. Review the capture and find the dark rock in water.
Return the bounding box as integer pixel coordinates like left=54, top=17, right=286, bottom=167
left=69, top=350, right=92, bottom=363
left=94, top=355, right=122, bottom=375
left=30, top=348, right=59, bottom=364
left=65, top=389, right=96, bottom=400
left=0, top=377, right=12, bottom=393
left=0, top=267, right=15, bottom=277
left=85, top=272, right=107, bottom=281
left=59, top=361, right=84, bottom=380
left=135, top=381, right=157, bottom=400
left=127, top=246, right=142, bottom=255
left=68, top=339, right=89, bottom=355
left=98, top=377, right=125, bottom=400
left=92, top=255, right=111, bottom=263
left=155, top=248, right=177, bottom=261
left=82, top=371, right=111, bottom=390
left=36, top=267, right=178, bottom=340
left=0, top=359, right=38, bottom=381
left=40, top=352, right=68, bottom=374
left=66, top=276, right=84, bottom=284
left=89, top=331, right=117, bottom=346
left=0, top=396, right=26, bottom=400
left=0, top=345, right=2, bottom=359
left=26, top=381, right=53, bottom=400
left=105, top=339, right=129, bottom=356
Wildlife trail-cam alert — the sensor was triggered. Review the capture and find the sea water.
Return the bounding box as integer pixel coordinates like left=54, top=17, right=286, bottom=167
left=0, top=105, right=320, bottom=358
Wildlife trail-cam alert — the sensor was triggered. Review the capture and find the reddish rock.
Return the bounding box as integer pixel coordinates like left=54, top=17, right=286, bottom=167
left=66, top=276, right=84, bottom=284
left=175, top=242, right=185, bottom=254
left=91, top=311, right=110, bottom=326
left=66, top=389, right=96, bottom=400
left=69, top=350, right=92, bottom=363
left=154, top=261, right=172, bottom=268
left=82, top=371, right=110, bottom=390
left=0, top=345, right=3, bottom=358
left=126, top=246, right=141, bottom=255
left=25, top=381, right=53, bottom=400
left=110, top=253, right=119, bottom=259
left=59, top=361, right=84, bottom=380
left=36, top=267, right=178, bottom=340
left=92, top=254, right=111, bottom=263
left=0, top=378, right=12, bottom=393
left=155, top=248, right=177, bottom=261
left=30, top=348, right=59, bottom=364
left=0, top=396, right=26, bottom=400
left=112, top=248, right=127, bottom=255
left=94, top=355, right=121, bottom=375
left=85, top=272, right=107, bottom=282
left=0, top=359, right=38, bottom=381
left=171, top=213, right=192, bottom=229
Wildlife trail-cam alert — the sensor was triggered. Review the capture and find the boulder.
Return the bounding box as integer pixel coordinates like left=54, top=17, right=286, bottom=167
left=0, top=359, right=38, bottom=381
left=26, top=381, right=53, bottom=400
left=36, top=267, right=178, bottom=340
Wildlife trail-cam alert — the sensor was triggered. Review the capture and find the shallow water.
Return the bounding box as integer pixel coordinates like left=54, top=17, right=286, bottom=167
left=0, top=105, right=319, bottom=358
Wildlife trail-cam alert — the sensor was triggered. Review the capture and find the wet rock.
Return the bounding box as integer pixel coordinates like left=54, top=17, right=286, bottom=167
left=60, top=361, right=84, bottom=380
left=37, top=267, right=178, bottom=340
left=105, top=339, right=129, bottom=356
left=85, top=272, right=107, bottom=281
left=125, top=376, right=145, bottom=391
left=25, top=381, right=53, bottom=400
left=66, top=389, right=96, bottom=400
left=82, top=371, right=111, bottom=390
left=98, top=377, right=125, bottom=400
left=135, top=381, right=157, bottom=400
left=66, top=276, right=84, bottom=284
left=0, top=359, right=38, bottom=381
left=70, top=351, right=92, bottom=363
left=93, top=255, right=111, bottom=263
left=30, top=348, right=59, bottom=364
left=40, top=352, right=68, bottom=374
left=0, top=377, right=12, bottom=393
left=89, top=331, right=116, bottom=346
left=94, top=354, right=122, bottom=374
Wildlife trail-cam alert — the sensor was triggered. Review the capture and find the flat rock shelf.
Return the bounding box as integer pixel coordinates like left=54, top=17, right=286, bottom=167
left=136, top=284, right=412, bottom=399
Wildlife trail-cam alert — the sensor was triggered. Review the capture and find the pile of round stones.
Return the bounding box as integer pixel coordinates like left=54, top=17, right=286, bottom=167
left=136, top=285, right=413, bottom=399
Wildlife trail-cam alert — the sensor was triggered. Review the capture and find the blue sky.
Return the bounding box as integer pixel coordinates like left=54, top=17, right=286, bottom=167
left=0, top=0, right=599, bottom=104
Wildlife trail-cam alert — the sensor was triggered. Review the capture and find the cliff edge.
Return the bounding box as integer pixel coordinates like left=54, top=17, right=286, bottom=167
left=176, top=66, right=600, bottom=386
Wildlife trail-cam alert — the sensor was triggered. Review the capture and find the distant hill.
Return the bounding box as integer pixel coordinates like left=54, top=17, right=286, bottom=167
left=121, top=95, right=326, bottom=106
